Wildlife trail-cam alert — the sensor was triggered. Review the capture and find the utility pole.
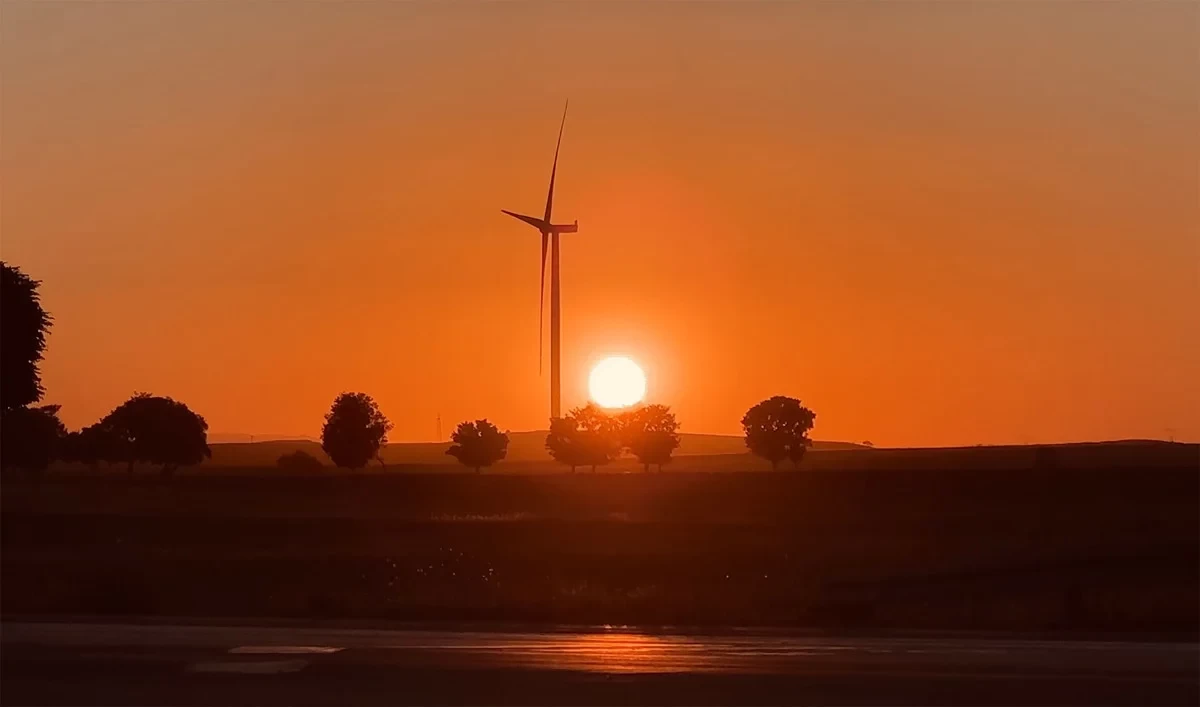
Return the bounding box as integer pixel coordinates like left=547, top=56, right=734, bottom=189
left=436, top=413, right=442, bottom=441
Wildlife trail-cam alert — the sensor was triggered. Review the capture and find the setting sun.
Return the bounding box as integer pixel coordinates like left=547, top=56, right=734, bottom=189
left=588, top=356, right=647, bottom=409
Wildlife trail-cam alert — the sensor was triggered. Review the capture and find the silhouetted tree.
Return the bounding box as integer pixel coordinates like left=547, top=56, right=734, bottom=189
left=1, top=263, right=52, bottom=412
left=320, top=392, right=392, bottom=470
left=787, top=439, right=810, bottom=469
left=277, top=449, right=325, bottom=472
left=62, top=424, right=121, bottom=469
left=570, top=403, right=622, bottom=472
left=619, top=404, right=681, bottom=472
left=546, top=416, right=588, bottom=472
left=742, top=396, right=816, bottom=470
left=100, top=393, right=211, bottom=475
left=1, top=404, right=67, bottom=473
left=446, top=419, right=509, bottom=473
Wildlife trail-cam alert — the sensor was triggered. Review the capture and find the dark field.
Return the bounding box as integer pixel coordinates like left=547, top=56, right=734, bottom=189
left=3, top=443, right=1197, bottom=636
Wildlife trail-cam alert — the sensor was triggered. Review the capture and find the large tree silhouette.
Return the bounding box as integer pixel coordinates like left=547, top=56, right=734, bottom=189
left=1, top=405, right=67, bottom=473
left=545, top=416, right=588, bottom=472
left=63, top=423, right=124, bottom=469
left=561, top=403, right=621, bottom=472
left=446, top=419, right=509, bottom=473
left=321, top=392, right=392, bottom=469
left=619, top=404, right=681, bottom=472
left=741, top=396, right=816, bottom=470
left=1, top=262, right=52, bottom=412
left=99, top=393, right=211, bottom=475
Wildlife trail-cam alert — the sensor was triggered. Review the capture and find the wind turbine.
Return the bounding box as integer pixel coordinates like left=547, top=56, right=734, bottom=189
left=502, top=101, right=577, bottom=420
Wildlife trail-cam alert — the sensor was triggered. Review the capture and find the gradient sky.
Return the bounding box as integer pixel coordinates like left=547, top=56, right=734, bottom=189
left=2, top=2, right=1197, bottom=446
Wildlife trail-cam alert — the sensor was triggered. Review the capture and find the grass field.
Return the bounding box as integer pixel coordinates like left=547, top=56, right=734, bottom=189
left=4, top=442, right=1196, bottom=636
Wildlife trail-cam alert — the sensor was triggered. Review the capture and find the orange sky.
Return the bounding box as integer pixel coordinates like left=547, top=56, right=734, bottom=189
left=2, top=2, right=1197, bottom=446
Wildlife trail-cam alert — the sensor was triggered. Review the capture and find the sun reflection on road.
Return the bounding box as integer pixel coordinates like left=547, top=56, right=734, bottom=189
left=482, top=632, right=730, bottom=674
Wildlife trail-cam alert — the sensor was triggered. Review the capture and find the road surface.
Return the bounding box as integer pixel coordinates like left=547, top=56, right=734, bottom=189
left=2, top=622, right=1196, bottom=705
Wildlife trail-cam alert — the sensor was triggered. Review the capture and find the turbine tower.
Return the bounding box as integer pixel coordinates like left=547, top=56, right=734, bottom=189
left=502, top=102, right=577, bottom=419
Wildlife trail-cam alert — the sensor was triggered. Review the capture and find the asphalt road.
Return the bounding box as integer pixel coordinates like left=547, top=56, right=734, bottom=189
left=2, top=622, right=1196, bottom=706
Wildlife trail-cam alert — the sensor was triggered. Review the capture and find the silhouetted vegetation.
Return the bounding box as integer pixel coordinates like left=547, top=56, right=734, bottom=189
left=742, top=396, right=816, bottom=470
left=0, top=405, right=66, bottom=474
left=0, top=262, right=52, bottom=413
left=547, top=403, right=623, bottom=472
left=62, top=424, right=122, bottom=469
left=619, top=404, right=681, bottom=472
left=92, top=394, right=212, bottom=475
left=572, top=403, right=622, bottom=471
left=0, top=263, right=63, bottom=474
left=276, top=449, right=325, bottom=472
left=545, top=417, right=588, bottom=472
left=446, top=419, right=509, bottom=473
left=320, top=392, right=392, bottom=469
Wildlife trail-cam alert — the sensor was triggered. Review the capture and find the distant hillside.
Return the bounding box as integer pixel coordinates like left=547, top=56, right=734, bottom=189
left=206, top=432, right=864, bottom=467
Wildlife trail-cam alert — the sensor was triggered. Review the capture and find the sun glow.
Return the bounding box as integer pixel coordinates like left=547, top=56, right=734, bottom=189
left=588, top=356, right=647, bottom=409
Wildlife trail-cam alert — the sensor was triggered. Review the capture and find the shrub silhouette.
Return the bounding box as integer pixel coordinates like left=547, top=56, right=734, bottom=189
left=446, top=419, right=509, bottom=473
left=742, top=395, right=816, bottom=470
left=1, top=262, right=52, bottom=412
left=619, top=404, right=680, bottom=472
left=277, top=449, right=325, bottom=472
left=1, top=404, right=67, bottom=473
left=321, top=392, right=392, bottom=469
left=98, top=393, right=211, bottom=475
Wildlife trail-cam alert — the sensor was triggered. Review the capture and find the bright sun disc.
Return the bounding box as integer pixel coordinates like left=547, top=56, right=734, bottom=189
left=588, top=356, right=647, bottom=409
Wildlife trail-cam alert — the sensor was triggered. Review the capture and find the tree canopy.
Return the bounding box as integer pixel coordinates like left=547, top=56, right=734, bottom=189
left=446, top=419, right=509, bottom=473
left=62, top=424, right=124, bottom=468
left=1, top=262, right=52, bottom=412
left=320, top=392, right=392, bottom=469
left=0, top=404, right=67, bottom=473
left=741, top=395, right=816, bottom=470
left=98, top=393, right=212, bottom=474
left=571, top=403, right=622, bottom=472
left=545, top=416, right=589, bottom=472
left=619, top=404, right=681, bottom=472
left=546, top=403, right=626, bottom=472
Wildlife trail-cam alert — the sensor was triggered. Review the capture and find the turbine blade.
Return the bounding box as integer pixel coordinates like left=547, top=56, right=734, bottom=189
left=539, top=231, right=548, bottom=376
left=501, top=210, right=549, bottom=231
left=543, top=100, right=568, bottom=223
